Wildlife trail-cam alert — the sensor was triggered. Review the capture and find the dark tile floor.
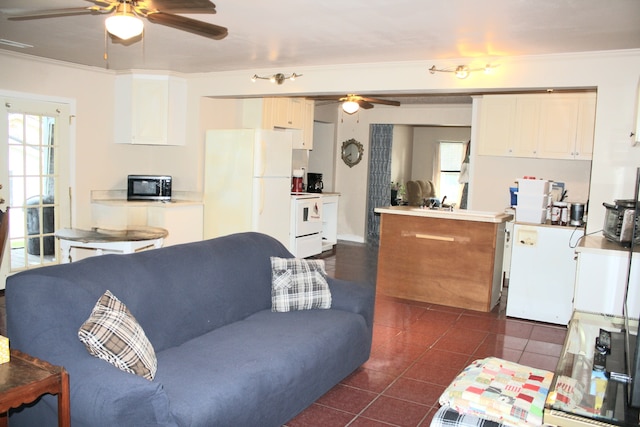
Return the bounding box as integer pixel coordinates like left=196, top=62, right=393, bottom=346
left=284, top=241, right=567, bottom=427
left=0, top=241, right=567, bottom=427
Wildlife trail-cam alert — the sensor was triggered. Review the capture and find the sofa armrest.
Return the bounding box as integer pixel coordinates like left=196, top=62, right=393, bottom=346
left=66, top=356, right=176, bottom=427
left=327, top=278, right=375, bottom=331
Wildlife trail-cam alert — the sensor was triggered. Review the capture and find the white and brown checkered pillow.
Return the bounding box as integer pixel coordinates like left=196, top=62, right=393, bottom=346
left=270, top=257, right=332, bottom=312
left=78, top=290, right=157, bottom=381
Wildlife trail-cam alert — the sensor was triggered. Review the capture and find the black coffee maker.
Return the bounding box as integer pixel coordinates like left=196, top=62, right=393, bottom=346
left=307, top=173, right=324, bottom=193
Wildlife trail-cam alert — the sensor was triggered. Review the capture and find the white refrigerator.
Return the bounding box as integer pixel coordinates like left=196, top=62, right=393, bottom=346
left=204, top=129, right=293, bottom=248
left=506, top=224, right=584, bottom=325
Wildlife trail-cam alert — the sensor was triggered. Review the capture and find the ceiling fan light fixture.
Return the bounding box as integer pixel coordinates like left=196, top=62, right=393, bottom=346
left=342, top=101, right=360, bottom=115
left=105, top=4, right=143, bottom=40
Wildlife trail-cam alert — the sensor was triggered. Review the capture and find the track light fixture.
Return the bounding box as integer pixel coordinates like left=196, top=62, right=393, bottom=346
left=428, top=64, right=496, bottom=79
left=251, top=72, right=302, bottom=85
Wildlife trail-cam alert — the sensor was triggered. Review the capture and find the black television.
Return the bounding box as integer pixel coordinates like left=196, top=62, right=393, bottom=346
left=624, top=166, right=640, bottom=408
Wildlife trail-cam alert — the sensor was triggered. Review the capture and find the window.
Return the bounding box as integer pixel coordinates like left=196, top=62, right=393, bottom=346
left=437, top=141, right=465, bottom=205
left=1, top=98, right=70, bottom=287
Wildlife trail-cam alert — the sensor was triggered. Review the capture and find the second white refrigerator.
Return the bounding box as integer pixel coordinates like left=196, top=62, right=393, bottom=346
left=204, top=129, right=293, bottom=248
left=506, top=224, right=584, bottom=325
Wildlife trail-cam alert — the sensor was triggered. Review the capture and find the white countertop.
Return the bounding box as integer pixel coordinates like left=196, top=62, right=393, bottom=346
left=575, top=234, right=639, bottom=255
left=91, top=190, right=203, bottom=206
left=374, top=206, right=513, bottom=223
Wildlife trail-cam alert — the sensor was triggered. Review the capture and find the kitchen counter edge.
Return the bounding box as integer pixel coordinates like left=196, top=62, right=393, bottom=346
left=374, top=206, right=513, bottom=223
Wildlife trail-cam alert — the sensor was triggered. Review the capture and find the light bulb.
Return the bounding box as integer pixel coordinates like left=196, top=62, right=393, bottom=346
left=342, top=101, right=360, bottom=115
left=105, top=13, right=143, bottom=40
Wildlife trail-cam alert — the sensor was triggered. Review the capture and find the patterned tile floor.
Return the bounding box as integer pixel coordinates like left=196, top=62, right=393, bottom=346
left=284, top=241, right=566, bottom=427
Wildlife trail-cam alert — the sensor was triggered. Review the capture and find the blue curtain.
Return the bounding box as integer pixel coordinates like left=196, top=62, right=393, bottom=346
left=366, top=124, right=393, bottom=245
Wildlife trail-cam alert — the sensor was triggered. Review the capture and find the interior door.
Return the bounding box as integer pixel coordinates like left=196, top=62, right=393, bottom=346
left=0, top=97, right=71, bottom=289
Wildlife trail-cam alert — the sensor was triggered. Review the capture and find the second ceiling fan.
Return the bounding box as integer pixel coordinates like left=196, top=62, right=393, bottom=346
left=310, top=94, right=401, bottom=114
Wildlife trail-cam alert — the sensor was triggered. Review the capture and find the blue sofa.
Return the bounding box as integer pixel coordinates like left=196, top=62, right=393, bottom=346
left=6, top=232, right=374, bottom=427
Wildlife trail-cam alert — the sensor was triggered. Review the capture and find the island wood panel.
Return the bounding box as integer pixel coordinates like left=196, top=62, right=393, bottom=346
left=377, top=213, right=500, bottom=312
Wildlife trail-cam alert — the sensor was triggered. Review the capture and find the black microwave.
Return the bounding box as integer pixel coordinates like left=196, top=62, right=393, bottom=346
left=127, top=175, right=172, bottom=201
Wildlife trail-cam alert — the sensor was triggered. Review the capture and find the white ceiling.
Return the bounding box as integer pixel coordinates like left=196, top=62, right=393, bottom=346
left=1, top=0, right=639, bottom=75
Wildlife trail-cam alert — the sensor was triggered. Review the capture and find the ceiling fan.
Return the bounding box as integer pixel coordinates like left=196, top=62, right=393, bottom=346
left=309, top=94, right=401, bottom=115
left=6, top=0, right=228, bottom=41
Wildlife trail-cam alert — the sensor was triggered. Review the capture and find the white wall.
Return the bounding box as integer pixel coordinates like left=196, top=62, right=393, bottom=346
left=1, top=49, right=639, bottom=241
left=308, top=121, right=336, bottom=192
left=390, top=125, right=413, bottom=187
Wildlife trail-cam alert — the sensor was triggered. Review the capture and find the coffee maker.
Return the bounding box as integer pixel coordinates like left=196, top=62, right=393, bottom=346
left=307, top=173, right=324, bottom=193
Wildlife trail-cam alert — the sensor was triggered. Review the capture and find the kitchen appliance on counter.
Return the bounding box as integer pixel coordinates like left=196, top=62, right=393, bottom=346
left=307, top=173, right=323, bottom=193
left=569, top=202, right=586, bottom=226
left=603, top=199, right=640, bottom=246
left=127, top=175, right=172, bottom=201
left=292, top=169, right=305, bottom=193
left=290, top=194, right=322, bottom=258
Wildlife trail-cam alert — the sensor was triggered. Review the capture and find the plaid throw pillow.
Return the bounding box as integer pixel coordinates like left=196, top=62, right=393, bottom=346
left=270, top=257, right=332, bottom=312
left=78, top=290, right=157, bottom=381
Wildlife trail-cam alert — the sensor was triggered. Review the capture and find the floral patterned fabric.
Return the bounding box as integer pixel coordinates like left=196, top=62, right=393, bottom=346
left=439, top=357, right=553, bottom=427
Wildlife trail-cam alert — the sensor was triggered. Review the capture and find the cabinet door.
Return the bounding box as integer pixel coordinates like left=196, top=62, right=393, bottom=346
left=477, top=96, right=516, bottom=156
left=289, top=98, right=304, bottom=128
left=537, top=96, right=580, bottom=159
left=574, top=95, right=596, bottom=160
left=512, top=97, right=541, bottom=157
left=271, top=98, right=293, bottom=128
left=295, top=99, right=315, bottom=149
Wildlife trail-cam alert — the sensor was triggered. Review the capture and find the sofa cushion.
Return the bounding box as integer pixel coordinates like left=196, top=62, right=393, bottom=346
left=78, top=290, right=157, bottom=381
left=270, top=257, right=331, bottom=312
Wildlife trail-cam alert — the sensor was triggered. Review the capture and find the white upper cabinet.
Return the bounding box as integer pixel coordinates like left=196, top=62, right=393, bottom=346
left=248, top=97, right=315, bottom=149
left=114, top=74, right=187, bottom=145
left=477, top=93, right=596, bottom=160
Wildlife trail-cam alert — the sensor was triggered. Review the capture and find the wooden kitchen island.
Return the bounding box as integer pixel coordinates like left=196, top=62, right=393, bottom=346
left=375, top=206, right=512, bottom=312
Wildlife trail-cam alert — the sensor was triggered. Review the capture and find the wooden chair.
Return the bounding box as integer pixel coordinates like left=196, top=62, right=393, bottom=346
left=0, top=208, right=8, bottom=265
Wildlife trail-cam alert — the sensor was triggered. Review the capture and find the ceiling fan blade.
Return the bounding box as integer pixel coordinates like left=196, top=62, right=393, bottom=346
left=358, top=101, right=374, bottom=109
left=146, top=11, right=227, bottom=39
left=306, top=95, right=344, bottom=101
left=142, top=0, right=217, bottom=13
left=6, top=6, right=108, bottom=20
left=360, top=97, right=401, bottom=107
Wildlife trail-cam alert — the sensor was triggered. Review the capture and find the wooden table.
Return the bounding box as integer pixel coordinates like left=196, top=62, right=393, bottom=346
left=55, top=226, right=168, bottom=263
left=0, top=349, right=70, bottom=426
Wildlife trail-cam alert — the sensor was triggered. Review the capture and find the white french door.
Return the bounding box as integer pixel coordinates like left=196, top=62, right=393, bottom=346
left=0, top=97, right=71, bottom=289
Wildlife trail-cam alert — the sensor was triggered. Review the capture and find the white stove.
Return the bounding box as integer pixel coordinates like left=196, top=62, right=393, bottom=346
left=290, top=193, right=323, bottom=258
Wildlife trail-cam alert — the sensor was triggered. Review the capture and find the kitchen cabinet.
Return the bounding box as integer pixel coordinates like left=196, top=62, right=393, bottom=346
left=477, top=93, right=595, bottom=160
left=114, top=74, right=187, bottom=145
left=249, top=98, right=315, bottom=149
left=375, top=207, right=510, bottom=312
left=573, top=236, right=640, bottom=317
left=320, top=193, right=339, bottom=251
left=91, top=199, right=203, bottom=247
left=537, top=94, right=595, bottom=159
